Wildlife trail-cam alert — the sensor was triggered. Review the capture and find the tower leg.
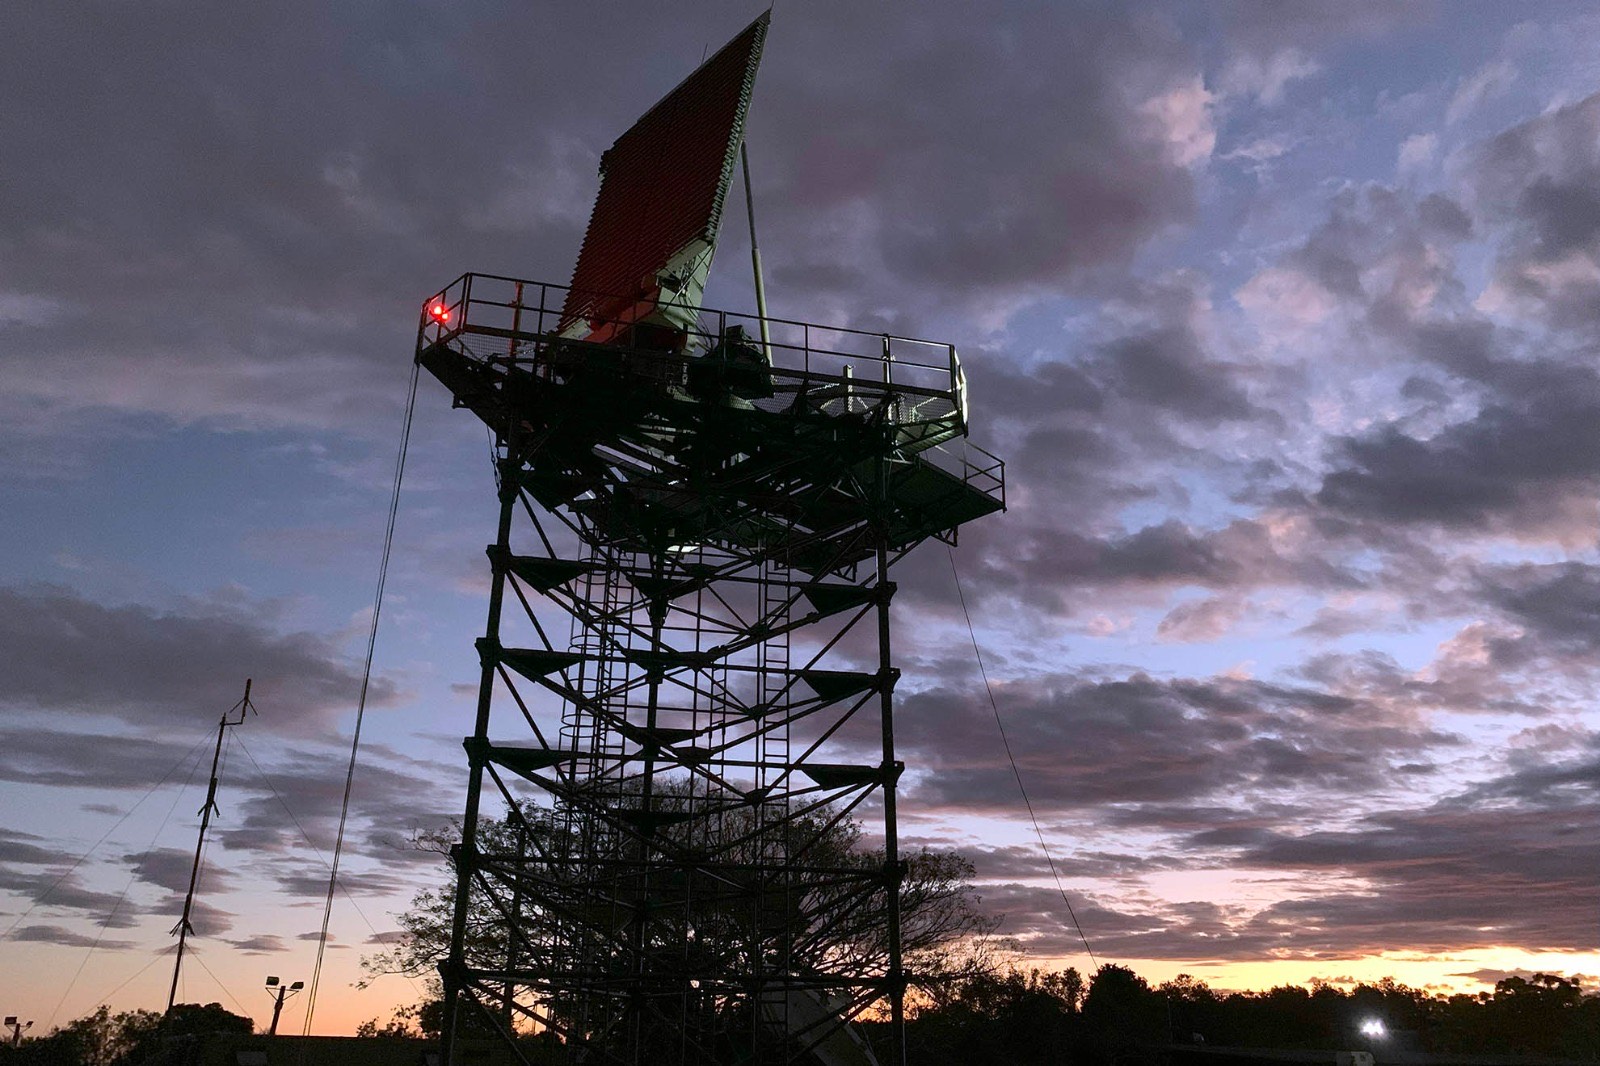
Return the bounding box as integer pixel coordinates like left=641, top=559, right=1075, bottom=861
left=442, top=460, right=519, bottom=1065
left=877, top=542, right=906, bottom=1066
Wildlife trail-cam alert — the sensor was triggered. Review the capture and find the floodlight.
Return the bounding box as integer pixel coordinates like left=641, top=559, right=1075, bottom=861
left=3, top=1018, right=14, bottom=1026
left=289, top=982, right=304, bottom=990
left=265, top=976, right=279, bottom=986
left=1359, top=1018, right=1386, bottom=1038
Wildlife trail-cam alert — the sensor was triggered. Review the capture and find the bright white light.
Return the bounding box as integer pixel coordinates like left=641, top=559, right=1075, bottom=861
left=1359, top=1018, right=1386, bottom=1038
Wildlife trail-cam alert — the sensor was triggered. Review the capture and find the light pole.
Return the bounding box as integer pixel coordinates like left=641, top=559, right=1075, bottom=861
left=4, top=1017, right=33, bottom=1047
left=264, top=977, right=304, bottom=1037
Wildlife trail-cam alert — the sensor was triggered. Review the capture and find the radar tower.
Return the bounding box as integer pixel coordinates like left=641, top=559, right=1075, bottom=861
left=418, top=14, right=1004, bottom=1064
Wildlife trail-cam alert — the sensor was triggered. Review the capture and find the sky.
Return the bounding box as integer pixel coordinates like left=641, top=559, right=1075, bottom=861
left=3, top=0, right=1599, bottom=1038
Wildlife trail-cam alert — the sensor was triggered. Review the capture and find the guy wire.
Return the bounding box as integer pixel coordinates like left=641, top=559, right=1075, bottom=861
left=947, top=547, right=1099, bottom=971
left=302, top=357, right=421, bottom=1034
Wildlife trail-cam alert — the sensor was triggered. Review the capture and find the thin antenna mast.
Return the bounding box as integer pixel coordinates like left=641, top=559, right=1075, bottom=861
left=740, top=140, right=773, bottom=357
left=167, top=679, right=255, bottom=1012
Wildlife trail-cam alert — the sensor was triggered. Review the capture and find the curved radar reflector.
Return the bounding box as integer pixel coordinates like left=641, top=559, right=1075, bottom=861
left=558, top=11, right=770, bottom=349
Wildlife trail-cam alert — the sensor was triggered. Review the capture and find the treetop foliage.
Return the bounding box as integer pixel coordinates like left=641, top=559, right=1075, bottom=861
left=9, top=969, right=1596, bottom=1065
left=902, top=967, right=1600, bottom=1065
left=0, top=1002, right=252, bottom=1066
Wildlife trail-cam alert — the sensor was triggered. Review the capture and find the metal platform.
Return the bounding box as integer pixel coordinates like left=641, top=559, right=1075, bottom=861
left=420, top=273, right=1002, bottom=570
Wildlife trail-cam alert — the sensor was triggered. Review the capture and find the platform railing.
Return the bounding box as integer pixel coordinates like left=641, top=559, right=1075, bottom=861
left=419, top=272, right=965, bottom=416
left=959, top=439, right=1006, bottom=511
left=419, top=272, right=1004, bottom=514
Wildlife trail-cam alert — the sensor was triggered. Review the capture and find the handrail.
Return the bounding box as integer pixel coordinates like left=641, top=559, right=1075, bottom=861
left=416, top=272, right=1007, bottom=522
left=424, top=271, right=962, bottom=349
left=418, top=274, right=964, bottom=394
left=416, top=272, right=991, bottom=453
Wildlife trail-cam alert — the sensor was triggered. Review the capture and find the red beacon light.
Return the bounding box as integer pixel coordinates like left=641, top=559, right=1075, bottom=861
left=429, top=302, right=451, bottom=324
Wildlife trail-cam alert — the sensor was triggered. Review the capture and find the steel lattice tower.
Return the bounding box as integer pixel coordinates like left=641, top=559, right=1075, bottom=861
left=418, top=15, right=1003, bottom=1066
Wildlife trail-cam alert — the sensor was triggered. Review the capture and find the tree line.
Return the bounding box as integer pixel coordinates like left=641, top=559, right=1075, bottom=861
left=0, top=1003, right=251, bottom=1066
left=4, top=967, right=1595, bottom=1065
left=892, top=966, right=1600, bottom=1064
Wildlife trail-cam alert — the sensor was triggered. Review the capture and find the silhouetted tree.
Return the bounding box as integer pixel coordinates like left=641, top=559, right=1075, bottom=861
left=0, top=1003, right=251, bottom=1066
left=1158, top=974, right=1221, bottom=1045
left=906, top=966, right=1085, bottom=1066
left=1478, top=973, right=1596, bottom=1057
left=363, top=797, right=999, bottom=1037
left=877, top=964, right=1600, bottom=1066
left=1080, top=965, right=1165, bottom=1065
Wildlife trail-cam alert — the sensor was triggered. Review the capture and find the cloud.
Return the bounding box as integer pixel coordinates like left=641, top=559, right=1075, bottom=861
left=952, top=512, right=1358, bottom=617
left=0, top=292, right=64, bottom=328
left=0, top=867, right=142, bottom=928
left=1236, top=265, right=1340, bottom=330
left=1450, top=968, right=1599, bottom=988
left=956, top=840, right=1187, bottom=883
left=1216, top=118, right=1600, bottom=542
left=0, top=1, right=1216, bottom=461
left=296, top=930, right=350, bottom=951
left=1446, top=60, right=1517, bottom=125
left=1141, top=77, right=1217, bottom=167
left=1397, top=132, right=1438, bottom=176
left=160, top=896, right=236, bottom=938
left=901, top=672, right=1450, bottom=816
left=1219, top=49, right=1320, bottom=105
left=226, top=934, right=290, bottom=954
left=1237, top=183, right=1477, bottom=357
left=950, top=738, right=1597, bottom=962
left=0, top=7, right=739, bottom=442
left=1468, top=92, right=1600, bottom=332
left=0, top=830, right=69, bottom=867
left=1219, top=1, right=1435, bottom=53
left=7, top=925, right=138, bottom=951
left=210, top=742, right=457, bottom=861
left=1314, top=368, right=1600, bottom=538
left=127, top=848, right=232, bottom=896
left=1479, top=562, right=1600, bottom=655
left=0, top=584, right=398, bottom=735
left=0, top=730, right=208, bottom=791
left=754, top=4, right=1204, bottom=306
left=1100, top=327, right=1254, bottom=423
left=1223, top=136, right=1294, bottom=167
left=922, top=263, right=1291, bottom=610
left=1228, top=797, right=1598, bottom=955
left=1157, top=596, right=1249, bottom=643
